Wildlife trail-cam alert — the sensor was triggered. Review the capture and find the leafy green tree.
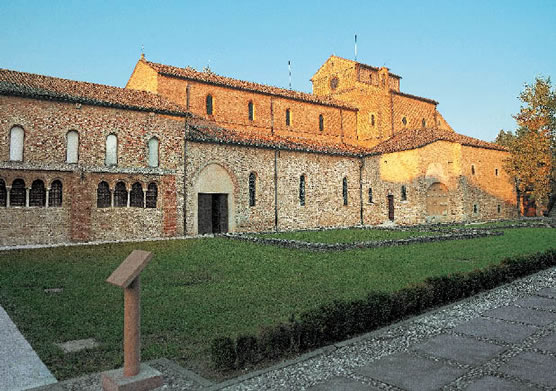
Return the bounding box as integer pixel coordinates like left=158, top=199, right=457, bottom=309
left=496, top=76, right=555, bottom=214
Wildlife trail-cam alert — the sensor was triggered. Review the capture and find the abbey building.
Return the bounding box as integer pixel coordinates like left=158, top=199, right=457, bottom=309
left=0, top=55, right=516, bottom=246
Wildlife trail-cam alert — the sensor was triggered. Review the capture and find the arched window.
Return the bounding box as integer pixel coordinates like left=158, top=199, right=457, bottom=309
left=368, top=187, right=373, bottom=203
left=66, top=130, right=79, bottom=163
left=9, top=126, right=24, bottom=161
left=105, top=134, right=118, bottom=166
left=299, top=174, right=306, bottom=206
left=401, top=185, right=407, bottom=201
left=286, top=109, right=291, bottom=126
left=495, top=168, right=499, bottom=176
left=342, top=177, right=348, bottom=206
left=370, top=114, right=375, bottom=127
left=0, top=179, right=6, bottom=207
left=148, top=137, right=159, bottom=168
left=146, top=182, right=158, bottom=208
left=206, top=94, right=213, bottom=115
left=473, top=204, right=478, bottom=214
left=29, top=180, right=46, bottom=207
left=422, top=118, right=426, bottom=128
left=471, top=165, right=475, bottom=175
left=319, top=114, right=324, bottom=131
left=130, top=182, right=144, bottom=207
left=497, top=204, right=501, bottom=214
left=97, top=181, right=111, bottom=208
left=49, top=180, right=63, bottom=207
left=10, top=179, right=26, bottom=207
left=248, top=101, right=254, bottom=121
left=248, top=172, right=256, bottom=207
left=114, top=182, right=128, bottom=207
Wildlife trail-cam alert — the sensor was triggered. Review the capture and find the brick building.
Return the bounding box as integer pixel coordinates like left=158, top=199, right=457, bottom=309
left=0, top=55, right=517, bottom=245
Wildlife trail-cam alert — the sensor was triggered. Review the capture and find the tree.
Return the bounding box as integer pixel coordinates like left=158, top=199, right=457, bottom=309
left=496, top=76, right=555, bottom=215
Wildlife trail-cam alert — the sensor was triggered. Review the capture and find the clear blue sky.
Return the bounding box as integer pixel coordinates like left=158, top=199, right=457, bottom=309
left=1, top=0, right=555, bottom=141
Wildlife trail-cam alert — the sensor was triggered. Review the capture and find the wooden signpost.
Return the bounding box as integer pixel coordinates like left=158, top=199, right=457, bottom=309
left=101, top=250, right=163, bottom=391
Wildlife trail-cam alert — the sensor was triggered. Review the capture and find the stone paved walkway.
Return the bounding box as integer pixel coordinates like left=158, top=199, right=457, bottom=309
left=25, top=266, right=556, bottom=391
left=0, top=306, right=57, bottom=391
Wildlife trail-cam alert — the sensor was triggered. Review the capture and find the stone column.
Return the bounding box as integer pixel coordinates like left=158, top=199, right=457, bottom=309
left=25, top=188, right=30, bottom=207
left=127, top=189, right=131, bottom=208
left=6, top=186, right=11, bottom=207
left=111, top=189, right=115, bottom=208
left=46, top=188, right=50, bottom=207
left=143, top=187, right=147, bottom=208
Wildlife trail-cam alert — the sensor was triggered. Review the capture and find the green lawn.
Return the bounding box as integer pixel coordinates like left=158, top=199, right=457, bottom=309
left=257, top=227, right=434, bottom=243
left=0, top=227, right=555, bottom=380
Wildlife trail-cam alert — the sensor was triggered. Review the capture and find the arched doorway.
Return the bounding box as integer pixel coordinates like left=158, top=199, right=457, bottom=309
left=426, top=182, right=449, bottom=217
left=195, top=163, right=235, bottom=234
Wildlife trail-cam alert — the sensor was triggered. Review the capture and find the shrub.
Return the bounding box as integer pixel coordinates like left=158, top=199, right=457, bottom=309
left=258, top=324, right=292, bottom=360
left=236, top=335, right=258, bottom=367
left=210, top=337, right=236, bottom=370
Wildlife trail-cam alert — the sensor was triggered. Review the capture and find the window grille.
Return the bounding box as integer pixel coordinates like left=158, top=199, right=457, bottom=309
left=49, top=180, right=63, bottom=207
left=342, top=177, right=348, bottom=206
left=130, top=182, right=144, bottom=207
left=206, top=95, right=213, bottom=115
left=299, top=175, right=306, bottom=206
left=10, top=179, right=26, bottom=207
left=29, top=180, right=46, bottom=207
left=114, top=182, right=128, bottom=207
left=319, top=114, right=324, bottom=131
left=248, top=172, right=256, bottom=207
left=286, top=109, right=291, bottom=126
left=248, top=101, right=254, bottom=121
left=97, top=181, right=111, bottom=208
left=146, top=183, right=158, bottom=208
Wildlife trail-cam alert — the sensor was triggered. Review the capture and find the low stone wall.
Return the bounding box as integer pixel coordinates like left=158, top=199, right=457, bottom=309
left=0, top=208, right=70, bottom=246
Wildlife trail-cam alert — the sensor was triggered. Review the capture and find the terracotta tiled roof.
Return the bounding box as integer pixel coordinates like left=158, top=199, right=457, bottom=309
left=187, top=116, right=369, bottom=156
left=0, top=68, right=189, bottom=116
left=143, top=60, right=358, bottom=111
left=369, top=127, right=507, bottom=155
left=392, top=90, right=438, bottom=105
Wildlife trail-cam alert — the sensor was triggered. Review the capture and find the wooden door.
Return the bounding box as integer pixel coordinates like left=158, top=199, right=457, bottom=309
left=198, top=193, right=212, bottom=234
left=388, top=195, right=394, bottom=221
left=212, top=194, right=228, bottom=233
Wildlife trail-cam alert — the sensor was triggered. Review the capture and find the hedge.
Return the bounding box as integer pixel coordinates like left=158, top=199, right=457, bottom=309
left=211, top=249, right=556, bottom=370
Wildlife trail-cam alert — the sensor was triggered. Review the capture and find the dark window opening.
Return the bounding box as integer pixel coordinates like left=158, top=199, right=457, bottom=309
left=206, top=94, right=213, bottom=115
left=473, top=204, right=478, bottom=213
left=497, top=204, right=501, bottom=213
left=299, top=174, right=306, bottom=206
left=0, top=179, right=6, bottom=207
left=146, top=182, right=158, bottom=208
left=368, top=187, right=373, bottom=203
left=401, top=185, right=407, bottom=201
left=402, top=117, right=407, bottom=126
left=114, top=182, right=128, bottom=207
left=286, top=109, right=291, bottom=126
left=342, top=177, right=348, bottom=206
left=371, top=114, right=375, bottom=127
left=319, top=114, right=324, bottom=131
left=29, top=180, right=46, bottom=207
left=49, top=180, right=63, bottom=207
left=97, top=181, right=111, bottom=208
left=422, top=118, right=426, bottom=128
left=471, top=165, right=475, bottom=175
left=130, top=182, right=144, bottom=208
left=495, top=168, right=499, bottom=176
left=248, top=172, right=256, bottom=207
left=248, top=101, right=254, bottom=121
left=10, top=179, right=26, bottom=207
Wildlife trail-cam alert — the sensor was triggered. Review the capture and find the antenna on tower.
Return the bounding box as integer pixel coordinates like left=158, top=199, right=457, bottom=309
left=141, top=44, right=145, bottom=59
left=354, top=34, right=358, bottom=62
left=288, top=60, right=292, bottom=90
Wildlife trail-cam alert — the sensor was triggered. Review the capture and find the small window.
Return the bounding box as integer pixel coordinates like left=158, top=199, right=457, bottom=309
left=148, top=137, right=159, bottom=168
left=146, top=182, right=158, bottom=208
left=105, top=134, right=118, bottom=166
left=130, top=182, right=144, bottom=207
left=66, top=130, right=79, bottom=163
left=473, top=204, right=478, bottom=214
left=342, top=177, right=348, bottom=206
left=495, top=168, right=499, bottom=176
left=97, top=181, right=111, bottom=208
left=114, top=182, right=128, bottom=207
left=9, top=126, right=24, bottom=161
left=49, top=180, right=63, bottom=207
left=319, top=114, right=324, bottom=131
left=10, top=179, right=26, bottom=207
left=29, top=180, right=46, bottom=207
left=0, top=179, right=7, bottom=207
left=497, top=204, right=501, bottom=214
left=422, top=118, right=426, bottom=128
left=248, top=101, right=254, bottom=121
left=471, top=165, right=475, bottom=175
left=299, top=174, right=305, bottom=206
left=286, top=109, right=291, bottom=126
left=401, top=185, right=407, bottom=201
left=370, top=114, right=375, bottom=127
left=248, top=172, right=256, bottom=207
left=368, top=187, right=373, bottom=203
left=402, top=117, right=407, bottom=126
left=206, top=94, right=213, bottom=115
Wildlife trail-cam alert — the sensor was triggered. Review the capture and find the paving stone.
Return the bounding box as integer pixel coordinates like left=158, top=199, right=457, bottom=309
left=355, top=352, right=465, bottom=391
left=412, top=334, right=505, bottom=365
left=514, top=295, right=556, bottom=311
left=55, top=338, right=99, bottom=353
left=498, top=351, right=556, bottom=388
left=306, top=376, right=379, bottom=391
left=482, top=305, right=556, bottom=326
left=533, top=332, right=556, bottom=353
left=535, top=287, right=556, bottom=298
left=454, top=317, right=538, bottom=343
left=463, top=375, right=525, bottom=391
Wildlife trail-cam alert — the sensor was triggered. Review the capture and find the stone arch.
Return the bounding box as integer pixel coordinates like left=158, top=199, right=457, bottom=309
left=426, top=182, right=449, bottom=217
left=193, top=162, right=237, bottom=234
